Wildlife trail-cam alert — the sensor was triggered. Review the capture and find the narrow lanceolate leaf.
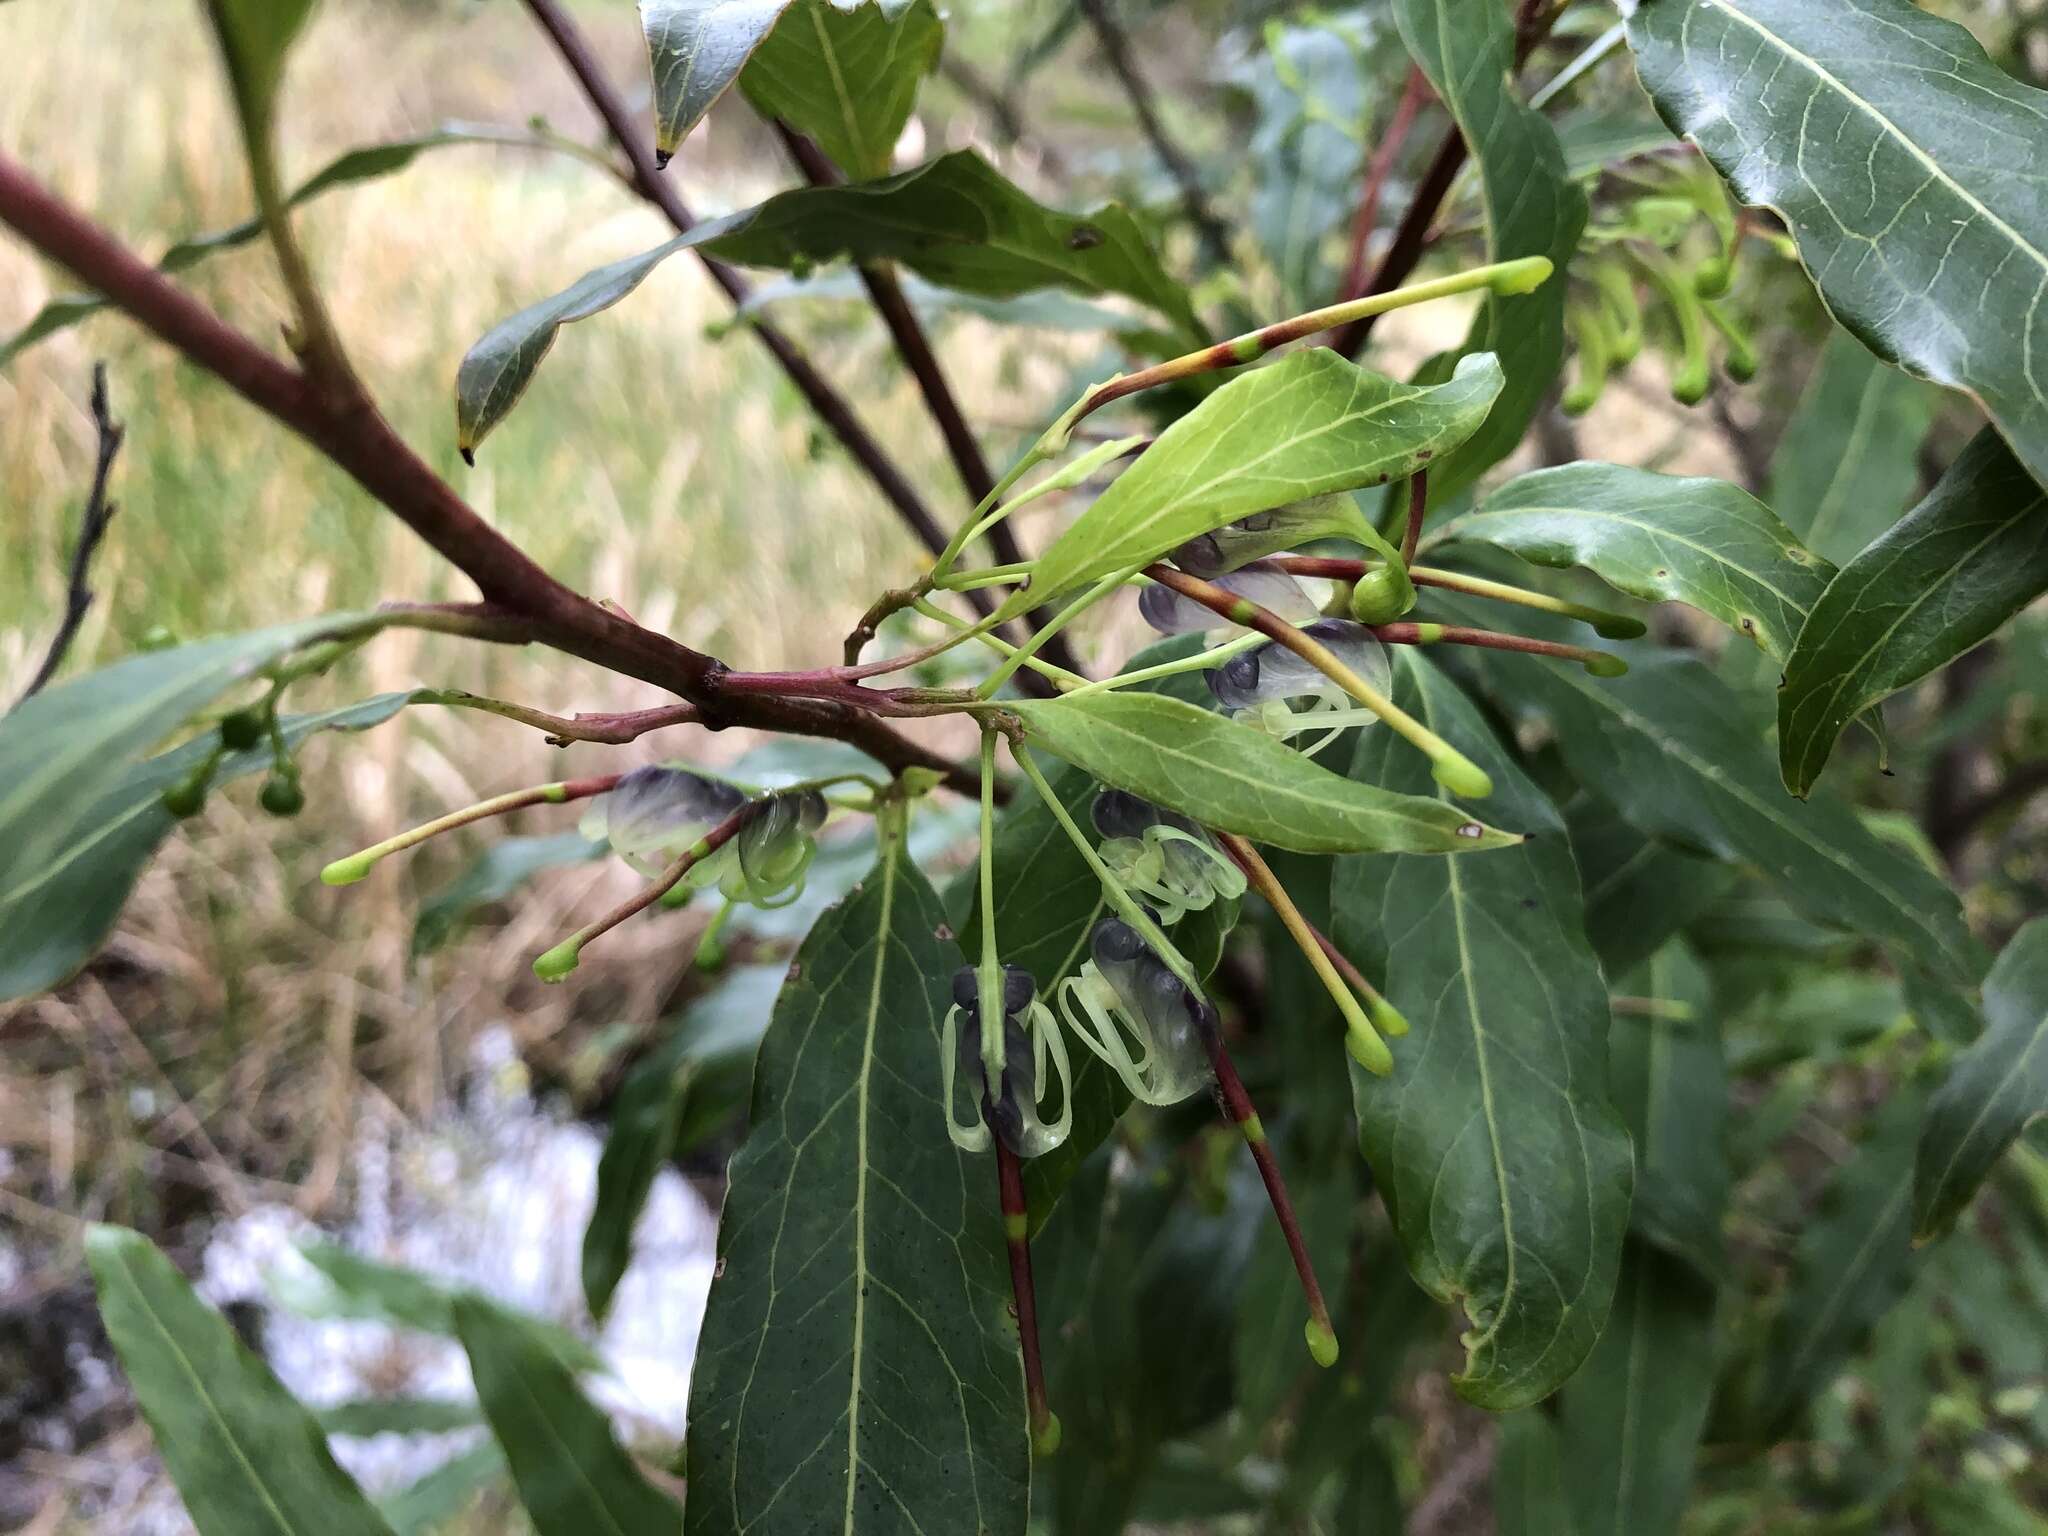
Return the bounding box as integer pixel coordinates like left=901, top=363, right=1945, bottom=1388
left=1493, top=1410, right=1571, bottom=1536
left=454, top=1296, right=681, bottom=1536
left=1393, top=0, right=1585, bottom=504
left=1497, top=652, right=1979, bottom=984
left=1778, top=429, right=2048, bottom=795
left=1335, top=654, right=1633, bottom=1410
left=1007, top=690, right=1521, bottom=856
left=1429, top=463, right=1834, bottom=660
left=1612, top=942, right=1729, bottom=1281
left=1009, top=350, right=1504, bottom=614
left=1914, top=917, right=2048, bottom=1240
left=1557, top=1243, right=1717, bottom=1536
left=640, top=0, right=793, bottom=158
left=1758, top=1083, right=1926, bottom=1430
left=1767, top=331, right=1937, bottom=565
left=0, top=692, right=415, bottom=1002
left=683, top=835, right=1028, bottom=1536
left=85, top=1224, right=397, bottom=1536
left=0, top=615, right=387, bottom=1002
left=1625, top=0, right=2048, bottom=491
left=458, top=152, right=1190, bottom=454
left=736, top=0, right=941, bottom=181
left=698, top=150, right=1200, bottom=338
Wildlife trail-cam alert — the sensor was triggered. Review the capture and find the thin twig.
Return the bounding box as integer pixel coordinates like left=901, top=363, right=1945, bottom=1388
left=1335, top=65, right=1430, bottom=309
left=1400, top=467, right=1429, bottom=565
left=18, top=363, right=122, bottom=704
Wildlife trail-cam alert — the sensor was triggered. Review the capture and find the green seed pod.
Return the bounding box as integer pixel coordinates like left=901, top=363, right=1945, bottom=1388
left=218, top=709, right=267, bottom=752
left=1347, top=565, right=1415, bottom=626
left=161, top=779, right=206, bottom=819
left=259, top=773, right=305, bottom=817
left=1704, top=300, right=1759, bottom=383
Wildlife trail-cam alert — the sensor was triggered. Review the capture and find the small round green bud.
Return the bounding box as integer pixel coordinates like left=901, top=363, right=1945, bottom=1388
left=1305, top=1317, right=1341, bottom=1368
left=1345, top=1023, right=1393, bottom=1077
left=1370, top=997, right=1410, bottom=1039
left=1031, top=1412, right=1063, bottom=1458
left=218, top=709, right=267, bottom=752
left=1583, top=652, right=1630, bottom=679
left=161, top=780, right=206, bottom=819
left=1692, top=257, right=1733, bottom=299
left=1348, top=568, right=1412, bottom=626
left=533, top=939, right=583, bottom=982
left=259, top=774, right=305, bottom=817
left=1431, top=755, right=1494, bottom=800
left=1671, top=357, right=1711, bottom=406
left=320, top=852, right=378, bottom=886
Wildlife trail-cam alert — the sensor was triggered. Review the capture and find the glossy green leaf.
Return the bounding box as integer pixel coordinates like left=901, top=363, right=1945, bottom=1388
left=582, top=969, right=777, bottom=1317
left=1495, top=651, right=1979, bottom=983
left=1007, top=689, right=1521, bottom=856
left=0, top=618, right=389, bottom=1002
left=683, top=833, right=1027, bottom=1536
left=316, top=1396, right=482, bottom=1437
left=1007, top=349, right=1503, bottom=614
left=1757, top=1082, right=1926, bottom=1430
left=1393, top=0, right=1585, bottom=504
left=1557, top=1242, right=1717, bottom=1536
left=733, top=268, right=1131, bottom=331
left=1778, top=429, right=2048, bottom=795
left=1567, top=794, right=1735, bottom=976
left=378, top=1442, right=506, bottom=1536
left=1914, top=916, right=2048, bottom=1240
left=1429, top=462, right=1835, bottom=660
left=454, top=1295, right=681, bottom=1536
left=204, top=0, right=319, bottom=133
left=1494, top=1410, right=1571, bottom=1536
left=1625, top=0, right=2048, bottom=491
left=736, top=0, right=941, bottom=182
left=1767, top=330, right=1936, bottom=565
left=641, top=0, right=793, bottom=158
left=1335, top=653, right=1633, bottom=1410
left=1612, top=942, right=1729, bottom=1280
left=85, top=1224, right=396, bottom=1536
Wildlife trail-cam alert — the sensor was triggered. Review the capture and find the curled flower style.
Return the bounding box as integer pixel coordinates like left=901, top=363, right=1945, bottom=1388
left=943, top=964, right=1074, bottom=1158
left=1137, top=560, right=1316, bottom=635
left=1091, top=790, right=1245, bottom=925
left=731, top=789, right=827, bottom=907
left=581, top=767, right=826, bottom=906
left=1205, top=618, right=1394, bottom=749
left=1058, top=918, right=1217, bottom=1106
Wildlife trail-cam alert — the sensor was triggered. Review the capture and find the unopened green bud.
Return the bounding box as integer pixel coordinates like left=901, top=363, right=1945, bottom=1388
left=533, top=939, right=583, bottom=982
left=1583, top=651, right=1629, bottom=679
left=218, top=709, right=266, bottom=752
left=259, top=774, right=305, bottom=817
left=1305, top=1316, right=1340, bottom=1368
left=1345, top=1023, right=1393, bottom=1076
left=1431, top=754, right=1494, bottom=801
left=320, top=852, right=379, bottom=886
left=1348, top=566, right=1413, bottom=626
left=1032, top=1411, right=1063, bottom=1458
left=1370, top=997, right=1409, bottom=1039
left=161, top=780, right=206, bottom=820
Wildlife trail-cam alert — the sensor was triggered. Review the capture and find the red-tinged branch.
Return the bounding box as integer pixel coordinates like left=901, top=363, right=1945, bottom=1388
left=1367, top=623, right=1624, bottom=674
left=1267, top=557, right=1646, bottom=640
left=322, top=772, right=623, bottom=886
left=1202, top=1028, right=1339, bottom=1367
left=1337, top=65, right=1431, bottom=309
left=994, top=1140, right=1060, bottom=1455
left=1400, top=468, right=1429, bottom=565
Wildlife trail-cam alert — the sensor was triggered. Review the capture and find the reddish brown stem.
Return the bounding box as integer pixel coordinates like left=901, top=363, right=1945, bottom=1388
left=1400, top=467, right=1429, bottom=565
left=994, top=1140, right=1058, bottom=1452
left=1369, top=623, right=1599, bottom=663
left=1336, top=65, right=1431, bottom=307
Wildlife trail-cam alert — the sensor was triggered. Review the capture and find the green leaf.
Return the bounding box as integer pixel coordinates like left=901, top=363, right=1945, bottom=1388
left=1567, top=795, right=1735, bottom=976
left=1007, top=350, right=1504, bottom=614
left=1612, top=942, right=1729, bottom=1281
left=316, top=1397, right=482, bottom=1437
left=1393, top=0, right=1585, bottom=504
left=733, top=268, right=1132, bottom=331
left=458, top=151, right=1191, bottom=455
left=1232, top=1167, right=1353, bottom=1435
left=1335, top=654, right=1633, bottom=1410
left=1624, top=0, right=2048, bottom=492
left=413, top=831, right=606, bottom=956
left=0, top=126, right=578, bottom=369
left=737, top=0, right=941, bottom=181
left=454, top=1296, right=680, bottom=1536
left=1429, top=462, right=1835, bottom=660
left=1757, top=1082, right=1927, bottom=1430
left=641, top=0, right=793, bottom=158
left=0, top=618, right=393, bottom=1002
left=1557, top=1242, right=1717, bottom=1536
left=84, top=1224, right=397, bottom=1536
left=1493, top=1411, right=1571, bottom=1536
left=1914, top=916, right=2048, bottom=1240
left=683, top=832, right=1028, bottom=1536
left=1767, top=330, right=1937, bottom=566
left=203, top=0, right=319, bottom=133
left=1778, top=428, right=2048, bottom=795
left=1006, top=689, right=1522, bottom=856
left=582, top=968, right=777, bottom=1318
left=378, top=1442, right=506, bottom=1536
left=1491, top=651, right=1980, bottom=984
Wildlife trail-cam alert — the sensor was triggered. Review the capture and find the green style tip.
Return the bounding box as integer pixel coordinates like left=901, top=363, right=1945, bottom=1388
left=1345, top=1023, right=1393, bottom=1077
left=1371, top=997, right=1410, bottom=1039
left=1583, top=652, right=1629, bottom=679
left=1593, top=615, right=1649, bottom=640
left=1305, top=1317, right=1341, bottom=1369
left=1032, top=1411, right=1063, bottom=1458
left=320, top=851, right=378, bottom=886
left=1431, top=754, right=1494, bottom=800
left=1489, top=256, right=1554, bottom=296
left=533, top=939, right=583, bottom=983
left=1671, top=363, right=1710, bottom=406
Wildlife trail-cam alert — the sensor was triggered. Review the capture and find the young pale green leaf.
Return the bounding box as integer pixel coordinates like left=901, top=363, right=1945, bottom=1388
left=1494, top=651, right=1980, bottom=984
left=84, top=1224, right=398, bottom=1536
left=582, top=972, right=776, bottom=1318
left=1914, top=917, right=2048, bottom=1240
left=0, top=615, right=388, bottom=1002
left=1767, top=331, right=1937, bottom=565
left=203, top=0, right=319, bottom=134
left=640, top=0, right=793, bottom=158
left=1006, top=349, right=1504, bottom=615
left=699, top=149, right=1200, bottom=338
left=1557, top=1242, right=1718, bottom=1536
left=453, top=1296, right=681, bottom=1536
left=1625, top=0, right=2048, bottom=492
left=737, top=0, right=940, bottom=182
left=1335, top=654, right=1633, bottom=1411
left=1393, top=0, right=1585, bottom=505
left=1428, top=463, right=1835, bottom=660
left=683, top=835, right=1028, bottom=1536
left=1778, top=429, right=2048, bottom=795
left=1005, top=689, right=1521, bottom=856
left=1, top=691, right=415, bottom=1002
left=1757, top=1083, right=1926, bottom=1431
left=1612, top=942, right=1729, bottom=1282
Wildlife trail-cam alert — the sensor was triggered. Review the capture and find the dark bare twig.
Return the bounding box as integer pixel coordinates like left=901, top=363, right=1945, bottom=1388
left=1075, top=0, right=1233, bottom=273
left=1336, top=65, right=1430, bottom=310
left=18, top=364, right=123, bottom=704
left=939, top=55, right=1067, bottom=177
